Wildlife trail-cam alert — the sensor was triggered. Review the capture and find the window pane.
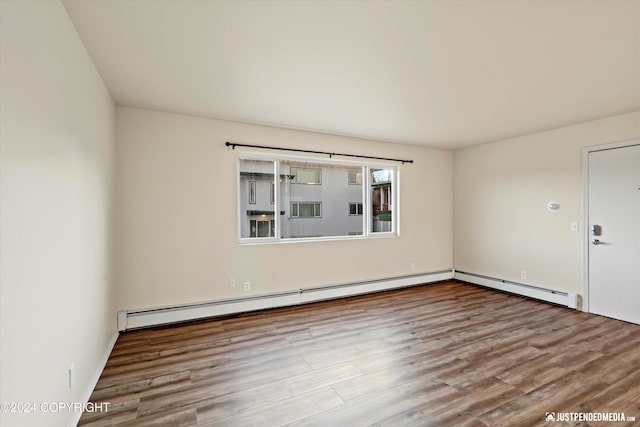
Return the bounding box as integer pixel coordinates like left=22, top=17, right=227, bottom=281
left=281, top=160, right=364, bottom=239
left=349, top=202, right=363, bottom=216
left=372, top=169, right=391, bottom=183
left=257, top=220, right=270, bottom=237
left=292, top=167, right=321, bottom=184
left=371, top=168, right=394, bottom=233
left=270, top=182, right=275, bottom=204
left=239, top=159, right=275, bottom=239
left=299, top=203, right=314, bottom=217
left=348, top=170, right=363, bottom=185
left=249, top=181, right=256, bottom=204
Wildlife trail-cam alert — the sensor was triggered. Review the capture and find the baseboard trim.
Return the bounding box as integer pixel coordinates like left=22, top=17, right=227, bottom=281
left=69, top=331, right=118, bottom=427
left=454, top=270, right=577, bottom=308
left=118, top=270, right=454, bottom=331
left=300, top=270, right=453, bottom=303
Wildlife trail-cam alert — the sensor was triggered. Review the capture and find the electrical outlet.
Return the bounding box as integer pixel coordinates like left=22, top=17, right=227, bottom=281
left=410, top=262, right=416, bottom=271
left=230, top=277, right=236, bottom=288
left=69, top=363, right=75, bottom=388
left=521, top=271, right=527, bottom=280
left=570, top=222, right=579, bottom=232
left=244, top=281, right=250, bottom=291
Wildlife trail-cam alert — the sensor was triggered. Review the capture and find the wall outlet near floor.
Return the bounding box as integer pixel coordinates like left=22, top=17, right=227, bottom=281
left=244, top=281, right=250, bottom=291
left=410, top=262, right=416, bottom=271
left=520, top=271, right=527, bottom=280
left=69, top=363, right=75, bottom=388
left=230, top=277, right=236, bottom=288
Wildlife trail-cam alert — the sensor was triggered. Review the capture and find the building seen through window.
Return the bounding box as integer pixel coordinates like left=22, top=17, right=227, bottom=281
left=238, top=158, right=396, bottom=241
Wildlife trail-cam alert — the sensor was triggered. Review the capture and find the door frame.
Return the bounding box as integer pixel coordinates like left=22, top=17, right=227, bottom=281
left=582, top=138, right=640, bottom=313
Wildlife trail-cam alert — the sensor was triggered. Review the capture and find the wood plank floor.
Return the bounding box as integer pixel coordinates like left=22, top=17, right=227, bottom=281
left=79, top=280, right=640, bottom=426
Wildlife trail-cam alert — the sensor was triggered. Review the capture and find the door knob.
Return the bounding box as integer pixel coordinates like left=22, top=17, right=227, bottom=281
left=592, top=239, right=602, bottom=245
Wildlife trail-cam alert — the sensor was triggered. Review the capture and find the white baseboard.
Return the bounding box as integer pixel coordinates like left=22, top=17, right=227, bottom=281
left=118, top=270, right=453, bottom=331
left=454, top=270, right=577, bottom=308
left=121, top=291, right=301, bottom=331
left=69, top=331, right=119, bottom=427
left=300, top=270, right=453, bottom=303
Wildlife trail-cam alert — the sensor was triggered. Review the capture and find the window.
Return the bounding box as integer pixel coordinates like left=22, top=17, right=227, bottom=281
left=237, top=156, right=397, bottom=242
left=239, top=159, right=276, bottom=239
left=348, top=170, right=362, bottom=185
left=291, top=167, right=321, bottom=184
left=349, top=202, right=363, bottom=215
left=248, top=181, right=256, bottom=204
left=370, top=168, right=394, bottom=233
left=270, top=182, right=275, bottom=204
left=291, top=202, right=321, bottom=218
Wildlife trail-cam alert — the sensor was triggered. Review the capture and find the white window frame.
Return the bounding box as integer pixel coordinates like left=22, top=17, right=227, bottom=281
left=237, top=154, right=399, bottom=244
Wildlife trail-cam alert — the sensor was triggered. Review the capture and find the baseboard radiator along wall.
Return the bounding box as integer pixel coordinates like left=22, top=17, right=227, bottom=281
left=454, top=270, right=578, bottom=309
left=117, top=270, right=454, bottom=331
left=117, top=269, right=579, bottom=331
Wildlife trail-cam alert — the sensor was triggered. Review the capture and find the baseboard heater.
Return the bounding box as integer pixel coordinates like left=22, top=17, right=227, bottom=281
left=117, top=270, right=453, bottom=331
left=454, top=270, right=578, bottom=309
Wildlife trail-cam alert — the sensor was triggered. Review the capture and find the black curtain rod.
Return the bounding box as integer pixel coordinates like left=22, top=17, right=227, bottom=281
left=225, top=141, right=413, bottom=164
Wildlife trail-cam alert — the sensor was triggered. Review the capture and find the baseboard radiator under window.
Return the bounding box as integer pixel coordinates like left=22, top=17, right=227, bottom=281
left=117, top=270, right=454, bottom=331
left=454, top=270, right=578, bottom=309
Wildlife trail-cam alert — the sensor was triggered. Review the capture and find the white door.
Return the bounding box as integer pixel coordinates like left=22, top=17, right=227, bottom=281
left=588, top=143, right=640, bottom=324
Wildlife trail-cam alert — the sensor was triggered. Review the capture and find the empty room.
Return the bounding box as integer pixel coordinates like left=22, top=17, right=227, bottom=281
left=1, top=0, right=639, bottom=426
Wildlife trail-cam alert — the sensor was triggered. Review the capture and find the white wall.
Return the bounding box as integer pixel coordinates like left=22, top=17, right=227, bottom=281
left=454, top=111, right=640, bottom=297
left=0, top=1, right=116, bottom=426
left=115, top=106, right=453, bottom=310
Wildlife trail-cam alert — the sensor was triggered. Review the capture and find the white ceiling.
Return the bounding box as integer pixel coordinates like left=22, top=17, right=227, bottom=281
left=62, top=0, right=640, bottom=149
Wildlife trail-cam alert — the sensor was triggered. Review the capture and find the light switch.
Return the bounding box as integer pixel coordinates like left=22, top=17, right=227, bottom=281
left=570, top=222, right=579, bottom=232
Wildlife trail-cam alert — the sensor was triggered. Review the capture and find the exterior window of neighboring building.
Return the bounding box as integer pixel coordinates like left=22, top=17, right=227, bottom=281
left=237, top=156, right=397, bottom=242
left=291, top=202, right=322, bottom=218
left=270, top=182, right=275, bottom=204
left=348, top=170, right=362, bottom=185
left=291, top=167, right=321, bottom=184
left=349, top=202, right=363, bottom=215
left=248, top=181, right=256, bottom=204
